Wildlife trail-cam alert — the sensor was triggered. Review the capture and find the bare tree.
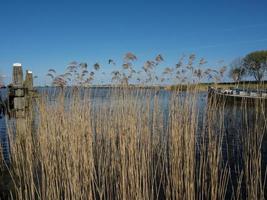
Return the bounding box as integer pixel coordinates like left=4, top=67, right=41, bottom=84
left=229, top=58, right=246, bottom=82
left=0, top=74, right=5, bottom=87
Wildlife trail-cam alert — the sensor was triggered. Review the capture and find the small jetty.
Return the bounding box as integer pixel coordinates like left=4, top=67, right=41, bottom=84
left=208, top=86, right=267, bottom=105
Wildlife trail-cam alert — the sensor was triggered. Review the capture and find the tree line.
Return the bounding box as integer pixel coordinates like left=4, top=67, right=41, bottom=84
left=229, top=50, right=267, bottom=82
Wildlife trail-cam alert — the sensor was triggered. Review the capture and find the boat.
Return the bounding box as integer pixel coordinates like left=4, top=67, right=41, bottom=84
left=208, top=86, right=267, bottom=105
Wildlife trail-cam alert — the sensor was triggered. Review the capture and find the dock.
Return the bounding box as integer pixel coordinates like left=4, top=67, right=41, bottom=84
left=208, top=86, right=267, bottom=105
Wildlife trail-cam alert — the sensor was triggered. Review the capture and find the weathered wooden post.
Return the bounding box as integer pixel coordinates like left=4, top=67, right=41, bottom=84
left=8, top=63, right=37, bottom=135
left=9, top=63, right=25, bottom=118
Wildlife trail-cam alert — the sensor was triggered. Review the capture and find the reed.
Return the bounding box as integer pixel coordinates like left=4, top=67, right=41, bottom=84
left=1, top=84, right=265, bottom=200
left=1, top=53, right=266, bottom=199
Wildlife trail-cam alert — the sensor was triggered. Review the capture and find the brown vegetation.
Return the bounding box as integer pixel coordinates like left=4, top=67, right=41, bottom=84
left=0, top=53, right=266, bottom=199
left=0, top=84, right=266, bottom=199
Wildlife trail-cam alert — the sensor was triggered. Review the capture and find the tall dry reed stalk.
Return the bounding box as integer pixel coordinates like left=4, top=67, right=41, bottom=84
left=2, top=85, right=266, bottom=200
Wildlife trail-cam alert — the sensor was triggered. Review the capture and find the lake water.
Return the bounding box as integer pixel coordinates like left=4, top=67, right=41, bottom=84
left=1, top=87, right=266, bottom=159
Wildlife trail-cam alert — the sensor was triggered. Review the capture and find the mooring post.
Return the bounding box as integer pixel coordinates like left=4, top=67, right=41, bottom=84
left=8, top=63, right=37, bottom=136
left=10, top=63, right=25, bottom=118
left=12, top=63, right=23, bottom=86
left=24, top=70, right=33, bottom=90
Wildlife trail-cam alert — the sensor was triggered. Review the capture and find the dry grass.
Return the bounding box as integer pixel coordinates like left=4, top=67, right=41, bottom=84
left=0, top=84, right=266, bottom=200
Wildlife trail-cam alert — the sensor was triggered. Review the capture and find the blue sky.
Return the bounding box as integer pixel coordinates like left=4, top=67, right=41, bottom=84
left=1, top=0, right=267, bottom=85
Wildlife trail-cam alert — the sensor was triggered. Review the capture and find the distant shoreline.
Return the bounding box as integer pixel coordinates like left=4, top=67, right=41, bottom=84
left=1, top=80, right=266, bottom=92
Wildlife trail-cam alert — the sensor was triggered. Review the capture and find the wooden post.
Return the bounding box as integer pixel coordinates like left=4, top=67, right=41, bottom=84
left=10, top=63, right=24, bottom=118
left=12, top=63, right=23, bottom=86
left=8, top=63, right=37, bottom=136
left=24, top=70, right=33, bottom=90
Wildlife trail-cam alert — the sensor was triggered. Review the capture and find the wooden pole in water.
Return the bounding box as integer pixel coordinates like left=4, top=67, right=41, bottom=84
left=9, top=63, right=36, bottom=136
left=24, top=70, right=33, bottom=90
left=11, top=63, right=25, bottom=118
left=12, top=63, right=23, bottom=86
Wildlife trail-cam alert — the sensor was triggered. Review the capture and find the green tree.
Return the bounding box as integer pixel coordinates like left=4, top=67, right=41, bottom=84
left=229, top=58, right=246, bottom=82
left=243, top=50, right=267, bottom=81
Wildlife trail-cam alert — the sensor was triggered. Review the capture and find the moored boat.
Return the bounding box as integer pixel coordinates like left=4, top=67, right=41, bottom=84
left=208, top=86, right=267, bottom=106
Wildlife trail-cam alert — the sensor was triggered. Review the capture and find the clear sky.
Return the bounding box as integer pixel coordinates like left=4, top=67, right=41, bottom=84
left=1, top=0, right=267, bottom=85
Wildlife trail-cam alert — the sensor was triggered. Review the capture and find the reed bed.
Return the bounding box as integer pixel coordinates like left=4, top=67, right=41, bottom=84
left=0, top=84, right=266, bottom=200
